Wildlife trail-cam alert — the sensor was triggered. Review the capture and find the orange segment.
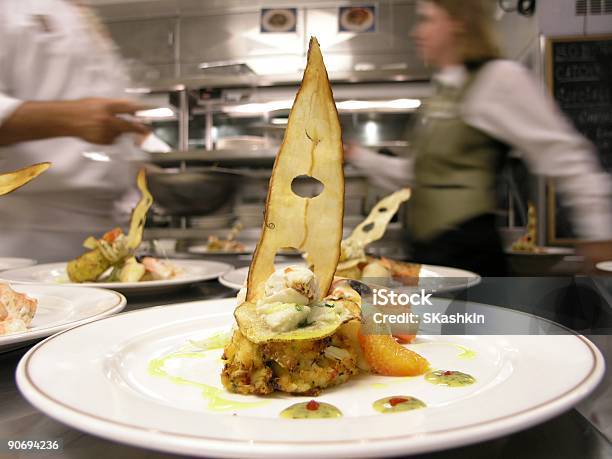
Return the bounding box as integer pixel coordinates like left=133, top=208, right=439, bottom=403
left=393, top=334, right=416, bottom=344
left=358, top=332, right=429, bottom=376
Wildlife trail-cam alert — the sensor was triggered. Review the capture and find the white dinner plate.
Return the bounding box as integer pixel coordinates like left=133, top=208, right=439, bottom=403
left=595, top=261, right=612, bottom=272
left=506, top=246, right=575, bottom=256
left=219, top=263, right=481, bottom=293
left=0, top=260, right=233, bottom=294
left=188, top=244, right=256, bottom=256
left=0, top=257, right=36, bottom=271
left=0, top=284, right=125, bottom=352
left=16, top=298, right=604, bottom=458
left=188, top=244, right=302, bottom=257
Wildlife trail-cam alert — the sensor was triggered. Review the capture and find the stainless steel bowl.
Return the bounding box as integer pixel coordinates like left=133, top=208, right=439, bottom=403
left=147, top=169, right=238, bottom=216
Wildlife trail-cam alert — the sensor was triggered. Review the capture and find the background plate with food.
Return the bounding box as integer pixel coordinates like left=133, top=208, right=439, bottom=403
left=0, top=257, right=37, bottom=271
left=0, top=284, right=125, bottom=352
left=0, top=260, right=232, bottom=295
left=15, top=298, right=604, bottom=458
left=260, top=8, right=297, bottom=33
left=339, top=6, right=376, bottom=33
left=218, top=263, right=480, bottom=294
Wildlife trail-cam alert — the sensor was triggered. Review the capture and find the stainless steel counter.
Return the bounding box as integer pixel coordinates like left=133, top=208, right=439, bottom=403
left=1, top=277, right=610, bottom=458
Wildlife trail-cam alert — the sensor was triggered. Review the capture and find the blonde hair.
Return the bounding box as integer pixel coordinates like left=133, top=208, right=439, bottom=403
left=426, top=0, right=502, bottom=63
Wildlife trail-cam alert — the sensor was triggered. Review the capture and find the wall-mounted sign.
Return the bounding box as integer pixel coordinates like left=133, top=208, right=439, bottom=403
left=545, top=34, right=612, bottom=244
left=339, top=5, right=376, bottom=33
left=260, top=8, right=298, bottom=33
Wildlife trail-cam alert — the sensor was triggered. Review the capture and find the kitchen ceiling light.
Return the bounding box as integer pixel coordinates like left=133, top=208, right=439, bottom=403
left=271, top=118, right=289, bottom=125
left=223, top=100, right=294, bottom=115
left=336, top=99, right=421, bottom=111
left=135, top=107, right=176, bottom=119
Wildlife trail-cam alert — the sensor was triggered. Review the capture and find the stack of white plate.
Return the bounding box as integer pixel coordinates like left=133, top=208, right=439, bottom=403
left=189, top=214, right=234, bottom=229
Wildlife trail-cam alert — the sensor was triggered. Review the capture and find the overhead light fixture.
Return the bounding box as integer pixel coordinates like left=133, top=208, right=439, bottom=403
left=336, top=99, right=421, bottom=111
left=223, top=98, right=421, bottom=116
left=223, top=100, right=294, bottom=115
left=364, top=121, right=379, bottom=143
left=386, top=99, right=422, bottom=109
left=271, top=118, right=289, bottom=125
left=354, top=62, right=376, bottom=71
left=135, top=107, right=176, bottom=119
left=125, top=87, right=152, bottom=94
left=198, top=61, right=255, bottom=76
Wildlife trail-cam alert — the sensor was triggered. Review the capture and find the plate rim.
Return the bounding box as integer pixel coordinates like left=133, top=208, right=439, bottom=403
left=505, top=247, right=576, bottom=256
left=16, top=299, right=605, bottom=458
left=0, top=259, right=233, bottom=290
left=219, top=263, right=482, bottom=291
left=0, top=257, right=37, bottom=271
left=0, top=285, right=126, bottom=347
left=595, top=260, right=612, bottom=272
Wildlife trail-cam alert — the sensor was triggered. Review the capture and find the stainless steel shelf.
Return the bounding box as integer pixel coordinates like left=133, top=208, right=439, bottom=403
left=147, top=149, right=278, bottom=167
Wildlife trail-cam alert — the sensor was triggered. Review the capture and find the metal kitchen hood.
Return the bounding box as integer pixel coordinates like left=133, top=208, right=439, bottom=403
left=87, top=0, right=431, bottom=87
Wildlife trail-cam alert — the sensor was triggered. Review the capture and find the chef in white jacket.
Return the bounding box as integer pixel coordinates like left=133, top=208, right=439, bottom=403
left=0, top=0, right=149, bottom=262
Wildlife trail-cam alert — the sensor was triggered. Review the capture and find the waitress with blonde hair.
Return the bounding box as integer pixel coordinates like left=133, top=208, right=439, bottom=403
left=349, top=0, right=612, bottom=275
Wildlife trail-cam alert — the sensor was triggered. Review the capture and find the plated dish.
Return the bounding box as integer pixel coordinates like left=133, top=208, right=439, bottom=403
left=507, top=203, right=576, bottom=257
left=15, top=298, right=605, bottom=457
left=336, top=188, right=419, bottom=282
left=14, top=38, right=606, bottom=457
left=0, top=167, right=232, bottom=293
left=506, top=246, right=575, bottom=256
left=0, top=260, right=232, bottom=294
left=0, top=284, right=125, bottom=352
left=196, top=222, right=249, bottom=254
left=65, top=169, right=182, bottom=284
left=188, top=244, right=254, bottom=256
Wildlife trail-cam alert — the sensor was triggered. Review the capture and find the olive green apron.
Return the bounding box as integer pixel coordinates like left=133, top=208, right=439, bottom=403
left=408, top=68, right=509, bottom=242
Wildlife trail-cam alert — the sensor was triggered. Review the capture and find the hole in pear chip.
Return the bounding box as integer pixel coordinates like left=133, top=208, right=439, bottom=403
left=378, top=207, right=388, bottom=213
left=291, top=175, right=324, bottom=199
left=362, top=222, right=375, bottom=233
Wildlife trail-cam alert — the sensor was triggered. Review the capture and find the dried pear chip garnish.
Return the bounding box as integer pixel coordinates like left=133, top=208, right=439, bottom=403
left=0, top=163, right=50, bottom=196
left=338, top=188, right=411, bottom=270
left=126, top=168, right=153, bottom=251
left=245, top=38, right=344, bottom=303
left=67, top=168, right=152, bottom=283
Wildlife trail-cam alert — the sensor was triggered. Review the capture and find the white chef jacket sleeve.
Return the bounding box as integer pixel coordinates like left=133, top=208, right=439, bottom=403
left=0, top=95, right=23, bottom=127
left=0, top=11, right=23, bottom=127
left=462, top=60, right=612, bottom=241
left=348, top=145, right=414, bottom=191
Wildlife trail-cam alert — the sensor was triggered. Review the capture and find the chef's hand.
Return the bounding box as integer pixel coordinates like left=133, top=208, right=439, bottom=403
left=344, top=142, right=373, bottom=161
left=577, top=240, right=612, bottom=275
left=65, top=98, right=150, bottom=145
left=0, top=98, right=149, bottom=146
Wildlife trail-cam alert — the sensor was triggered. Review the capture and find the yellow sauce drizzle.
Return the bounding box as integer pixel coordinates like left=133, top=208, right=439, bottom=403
left=410, top=342, right=477, bottom=360
left=148, top=350, right=268, bottom=412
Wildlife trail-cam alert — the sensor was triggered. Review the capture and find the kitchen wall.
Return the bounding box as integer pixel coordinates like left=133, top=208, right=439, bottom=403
left=88, top=0, right=610, bottom=85
left=538, top=0, right=612, bottom=35
left=88, top=0, right=430, bottom=85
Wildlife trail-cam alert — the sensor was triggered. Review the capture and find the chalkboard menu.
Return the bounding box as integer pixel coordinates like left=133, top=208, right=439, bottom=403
left=546, top=34, right=612, bottom=244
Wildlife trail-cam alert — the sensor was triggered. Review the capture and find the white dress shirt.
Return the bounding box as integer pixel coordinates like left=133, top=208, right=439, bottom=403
left=0, top=0, right=144, bottom=261
left=350, top=60, right=612, bottom=241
